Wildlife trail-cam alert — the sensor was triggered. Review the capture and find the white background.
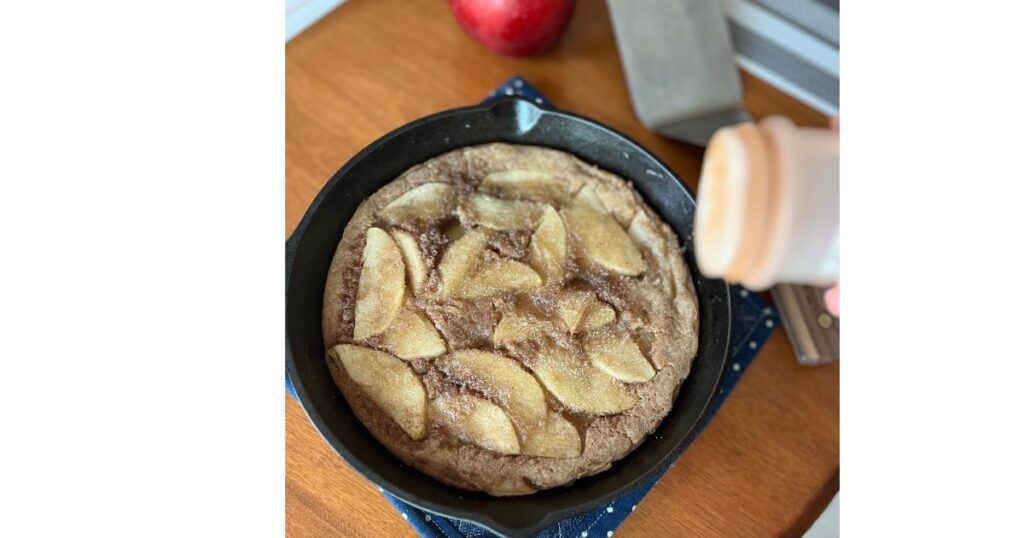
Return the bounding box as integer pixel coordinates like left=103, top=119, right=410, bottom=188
left=1, top=0, right=283, bottom=535
left=1, top=1, right=1023, bottom=535
left=842, top=2, right=1024, bottom=534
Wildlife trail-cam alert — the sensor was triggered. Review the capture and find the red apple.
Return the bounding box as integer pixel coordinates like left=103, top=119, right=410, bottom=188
left=448, top=0, right=576, bottom=57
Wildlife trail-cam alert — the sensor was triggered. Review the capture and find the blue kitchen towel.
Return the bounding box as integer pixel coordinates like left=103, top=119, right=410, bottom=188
left=286, top=76, right=781, bottom=537
left=483, top=76, right=554, bottom=107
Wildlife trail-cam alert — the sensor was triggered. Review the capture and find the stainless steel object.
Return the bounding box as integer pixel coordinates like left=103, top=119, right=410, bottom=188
left=607, top=0, right=749, bottom=146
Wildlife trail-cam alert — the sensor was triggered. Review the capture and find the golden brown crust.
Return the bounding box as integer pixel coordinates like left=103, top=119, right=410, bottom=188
left=322, top=143, right=698, bottom=496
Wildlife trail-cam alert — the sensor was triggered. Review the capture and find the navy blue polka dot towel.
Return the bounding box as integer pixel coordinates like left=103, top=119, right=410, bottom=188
left=484, top=76, right=554, bottom=108
left=285, top=76, right=780, bottom=538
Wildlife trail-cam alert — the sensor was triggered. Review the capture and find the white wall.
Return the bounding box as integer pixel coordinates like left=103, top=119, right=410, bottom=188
left=286, top=0, right=346, bottom=41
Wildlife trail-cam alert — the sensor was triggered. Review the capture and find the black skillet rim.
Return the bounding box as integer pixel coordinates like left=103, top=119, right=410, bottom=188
left=286, top=97, right=731, bottom=536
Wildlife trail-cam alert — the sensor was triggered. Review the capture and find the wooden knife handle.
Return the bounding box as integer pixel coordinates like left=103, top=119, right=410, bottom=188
left=770, top=284, right=840, bottom=366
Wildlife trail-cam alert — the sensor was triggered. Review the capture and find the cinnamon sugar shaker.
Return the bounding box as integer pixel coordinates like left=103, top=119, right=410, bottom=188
left=694, top=116, right=839, bottom=290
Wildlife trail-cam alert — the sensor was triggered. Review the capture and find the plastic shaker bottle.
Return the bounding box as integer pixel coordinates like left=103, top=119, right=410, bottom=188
left=694, top=116, right=839, bottom=290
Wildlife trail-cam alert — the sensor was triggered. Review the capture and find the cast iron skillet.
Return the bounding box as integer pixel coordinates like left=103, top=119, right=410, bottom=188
left=286, top=97, right=732, bottom=537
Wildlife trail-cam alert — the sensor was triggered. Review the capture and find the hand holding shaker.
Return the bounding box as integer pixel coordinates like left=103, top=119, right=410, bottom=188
left=694, top=116, right=839, bottom=291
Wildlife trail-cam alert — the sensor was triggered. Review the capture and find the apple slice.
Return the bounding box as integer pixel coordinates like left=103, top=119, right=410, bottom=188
left=457, top=259, right=542, bottom=299
left=574, top=184, right=608, bottom=212
left=353, top=228, right=406, bottom=341
left=583, top=330, right=655, bottom=383
left=480, top=170, right=571, bottom=202
left=527, top=207, right=567, bottom=284
left=627, top=212, right=668, bottom=262
left=390, top=230, right=428, bottom=296
left=627, top=211, right=685, bottom=297
left=594, top=185, right=637, bottom=227
left=580, top=301, right=616, bottom=331
left=380, top=183, right=456, bottom=223
left=564, top=187, right=647, bottom=276
left=492, top=313, right=557, bottom=345
left=381, top=303, right=446, bottom=360
left=438, top=229, right=488, bottom=298
left=557, top=291, right=616, bottom=333
left=438, top=228, right=543, bottom=299
left=521, top=411, right=582, bottom=458
left=432, top=393, right=520, bottom=455
left=437, top=350, right=547, bottom=431
left=464, top=194, right=545, bottom=230
left=492, top=314, right=537, bottom=345
left=531, top=346, right=637, bottom=415
left=328, top=344, right=427, bottom=440
left=557, top=291, right=594, bottom=333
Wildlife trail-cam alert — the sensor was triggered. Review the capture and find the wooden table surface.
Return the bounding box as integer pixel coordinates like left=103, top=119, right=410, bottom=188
left=286, top=1, right=839, bottom=536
